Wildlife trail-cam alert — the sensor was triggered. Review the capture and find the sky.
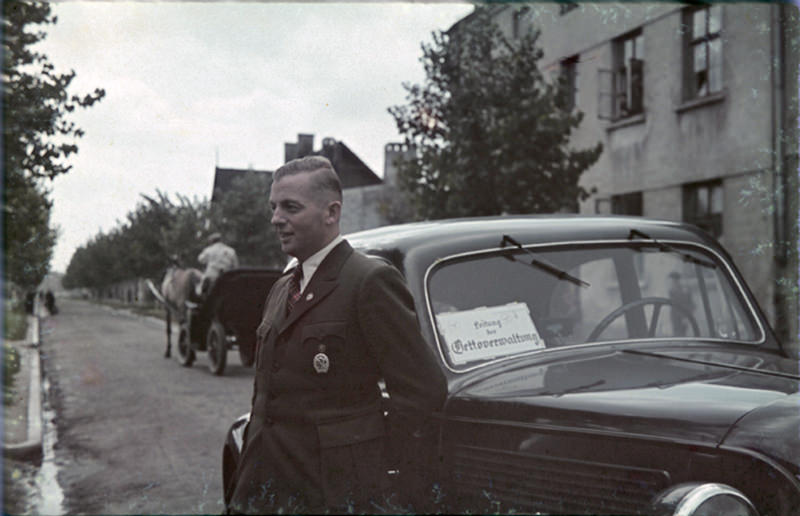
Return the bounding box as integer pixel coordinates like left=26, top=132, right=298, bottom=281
left=37, top=1, right=475, bottom=273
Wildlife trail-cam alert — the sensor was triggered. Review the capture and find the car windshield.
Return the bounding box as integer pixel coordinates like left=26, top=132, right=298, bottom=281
left=427, top=242, right=761, bottom=371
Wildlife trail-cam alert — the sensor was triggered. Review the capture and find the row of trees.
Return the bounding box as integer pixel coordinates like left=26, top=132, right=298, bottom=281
left=62, top=172, right=285, bottom=289
left=3, top=1, right=104, bottom=290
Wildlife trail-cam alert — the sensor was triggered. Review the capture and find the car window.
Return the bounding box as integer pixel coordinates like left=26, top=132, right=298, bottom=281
left=632, top=246, right=756, bottom=340
left=427, top=243, right=761, bottom=371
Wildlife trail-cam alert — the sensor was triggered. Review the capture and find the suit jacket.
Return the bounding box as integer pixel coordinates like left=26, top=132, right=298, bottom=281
left=229, top=240, right=447, bottom=513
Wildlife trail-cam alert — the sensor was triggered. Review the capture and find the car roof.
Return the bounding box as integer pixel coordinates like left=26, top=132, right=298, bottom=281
left=346, top=215, right=713, bottom=257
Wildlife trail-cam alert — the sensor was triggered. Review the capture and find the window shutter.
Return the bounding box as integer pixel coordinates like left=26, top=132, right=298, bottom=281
left=616, top=67, right=628, bottom=116
left=597, top=68, right=614, bottom=120
left=629, top=58, right=644, bottom=113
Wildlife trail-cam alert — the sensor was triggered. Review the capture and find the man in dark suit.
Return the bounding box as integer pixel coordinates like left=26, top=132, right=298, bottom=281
left=228, top=156, right=447, bottom=514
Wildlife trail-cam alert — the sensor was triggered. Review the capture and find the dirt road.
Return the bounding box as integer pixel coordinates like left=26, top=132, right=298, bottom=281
left=40, top=298, right=256, bottom=514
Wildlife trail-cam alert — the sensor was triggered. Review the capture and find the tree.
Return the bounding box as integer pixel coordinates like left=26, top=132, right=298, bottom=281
left=209, top=172, right=284, bottom=268
left=62, top=173, right=286, bottom=291
left=388, top=7, right=602, bottom=220
left=124, top=191, right=187, bottom=278
left=160, top=193, right=210, bottom=270
left=3, top=1, right=105, bottom=288
left=62, top=191, right=210, bottom=289
left=3, top=174, right=56, bottom=288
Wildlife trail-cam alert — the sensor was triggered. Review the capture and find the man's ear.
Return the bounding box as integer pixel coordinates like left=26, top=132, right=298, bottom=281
left=325, top=201, right=342, bottom=225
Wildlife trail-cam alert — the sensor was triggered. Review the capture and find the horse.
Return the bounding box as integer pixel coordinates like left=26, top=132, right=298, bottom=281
left=160, top=265, right=202, bottom=358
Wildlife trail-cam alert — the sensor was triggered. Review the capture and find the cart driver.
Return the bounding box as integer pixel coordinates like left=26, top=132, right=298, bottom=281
left=196, top=232, right=239, bottom=298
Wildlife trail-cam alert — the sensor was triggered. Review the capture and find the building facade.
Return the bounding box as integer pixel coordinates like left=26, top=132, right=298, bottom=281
left=458, top=3, right=798, bottom=350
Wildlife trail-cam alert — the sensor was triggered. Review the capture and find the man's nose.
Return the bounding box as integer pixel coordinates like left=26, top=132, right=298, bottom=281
left=271, top=210, right=283, bottom=226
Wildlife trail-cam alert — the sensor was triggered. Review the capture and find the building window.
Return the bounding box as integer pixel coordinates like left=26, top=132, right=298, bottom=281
left=512, top=7, right=530, bottom=39
left=598, top=30, right=644, bottom=121
left=559, top=55, right=579, bottom=112
left=559, top=2, right=579, bottom=16
left=595, top=198, right=611, bottom=214
left=683, top=4, right=723, bottom=100
left=611, top=192, right=643, bottom=216
left=683, top=181, right=723, bottom=237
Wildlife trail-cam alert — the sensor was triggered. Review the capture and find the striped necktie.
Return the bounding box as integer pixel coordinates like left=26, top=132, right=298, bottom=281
left=286, top=265, right=303, bottom=314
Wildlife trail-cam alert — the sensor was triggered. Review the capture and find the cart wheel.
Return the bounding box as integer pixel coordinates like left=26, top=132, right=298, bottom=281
left=239, top=343, right=254, bottom=368
left=177, top=326, right=195, bottom=367
left=206, top=320, right=227, bottom=376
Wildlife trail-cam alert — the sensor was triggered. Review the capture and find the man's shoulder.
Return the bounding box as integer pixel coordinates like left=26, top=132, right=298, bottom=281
left=343, top=248, right=403, bottom=284
left=346, top=247, right=389, bottom=270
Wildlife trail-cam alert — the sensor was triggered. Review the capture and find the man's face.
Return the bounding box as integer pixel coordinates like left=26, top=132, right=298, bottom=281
left=269, top=172, right=337, bottom=261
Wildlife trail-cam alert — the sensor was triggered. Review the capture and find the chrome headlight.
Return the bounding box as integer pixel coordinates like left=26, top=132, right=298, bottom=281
left=651, top=482, right=758, bottom=516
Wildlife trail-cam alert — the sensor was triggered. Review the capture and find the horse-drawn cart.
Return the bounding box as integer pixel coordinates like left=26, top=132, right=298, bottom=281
left=148, top=267, right=281, bottom=375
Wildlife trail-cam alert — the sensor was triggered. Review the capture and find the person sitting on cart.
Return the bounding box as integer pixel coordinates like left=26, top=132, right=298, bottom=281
left=196, top=232, right=239, bottom=298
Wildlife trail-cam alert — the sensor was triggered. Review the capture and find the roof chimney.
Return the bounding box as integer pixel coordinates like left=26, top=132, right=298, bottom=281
left=297, top=133, right=314, bottom=157
left=284, top=142, right=298, bottom=163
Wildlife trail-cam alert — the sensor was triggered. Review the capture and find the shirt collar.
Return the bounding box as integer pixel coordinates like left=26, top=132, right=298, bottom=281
left=285, top=234, right=343, bottom=291
left=303, top=235, right=343, bottom=274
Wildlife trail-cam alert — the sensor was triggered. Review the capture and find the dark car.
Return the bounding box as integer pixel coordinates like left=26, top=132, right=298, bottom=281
left=223, top=216, right=799, bottom=515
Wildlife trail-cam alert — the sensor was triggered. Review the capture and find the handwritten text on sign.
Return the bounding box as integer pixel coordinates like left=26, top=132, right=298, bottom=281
left=436, top=302, right=544, bottom=365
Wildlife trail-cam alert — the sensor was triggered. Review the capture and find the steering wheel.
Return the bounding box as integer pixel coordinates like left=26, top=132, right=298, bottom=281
left=587, top=296, right=700, bottom=342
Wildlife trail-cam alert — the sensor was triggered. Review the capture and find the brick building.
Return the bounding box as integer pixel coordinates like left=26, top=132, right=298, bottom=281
left=452, top=3, right=798, bottom=349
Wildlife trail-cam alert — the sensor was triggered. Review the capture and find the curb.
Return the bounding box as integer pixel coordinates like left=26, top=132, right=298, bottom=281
left=4, top=314, right=43, bottom=463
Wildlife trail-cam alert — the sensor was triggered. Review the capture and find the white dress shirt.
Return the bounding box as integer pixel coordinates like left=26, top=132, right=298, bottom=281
left=284, top=235, right=344, bottom=293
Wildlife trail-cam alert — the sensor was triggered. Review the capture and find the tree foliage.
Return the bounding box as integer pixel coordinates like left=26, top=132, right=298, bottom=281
left=208, top=172, right=284, bottom=268
left=3, top=1, right=105, bottom=289
left=62, top=173, right=285, bottom=290
left=62, top=192, right=208, bottom=289
left=3, top=175, right=56, bottom=288
left=388, top=7, right=602, bottom=219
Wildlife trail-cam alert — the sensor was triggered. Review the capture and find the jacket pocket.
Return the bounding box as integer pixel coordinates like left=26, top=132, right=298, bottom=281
left=317, top=410, right=387, bottom=506
left=317, top=410, right=385, bottom=448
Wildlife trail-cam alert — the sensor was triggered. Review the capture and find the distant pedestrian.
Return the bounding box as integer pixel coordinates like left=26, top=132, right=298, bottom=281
left=44, top=290, right=57, bottom=315
left=668, top=271, right=694, bottom=336
left=24, top=291, right=35, bottom=315
left=196, top=233, right=239, bottom=297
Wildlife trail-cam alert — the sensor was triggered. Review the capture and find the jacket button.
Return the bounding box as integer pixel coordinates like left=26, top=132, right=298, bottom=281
left=271, top=362, right=280, bottom=372
left=265, top=417, right=274, bottom=426
left=268, top=391, right=277, bottom=401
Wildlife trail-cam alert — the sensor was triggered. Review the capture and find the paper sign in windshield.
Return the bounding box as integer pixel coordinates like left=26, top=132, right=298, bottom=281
left=436, top=302, right=544, bottom=365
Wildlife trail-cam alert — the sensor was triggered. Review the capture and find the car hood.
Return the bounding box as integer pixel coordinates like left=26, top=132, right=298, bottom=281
left=449, top=346, right=799, bottom=448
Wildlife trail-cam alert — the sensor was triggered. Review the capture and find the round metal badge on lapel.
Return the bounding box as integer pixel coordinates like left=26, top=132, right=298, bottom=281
left=306, top=292, right=314, bottom=301
left=313, top=352, right=330, bottom=374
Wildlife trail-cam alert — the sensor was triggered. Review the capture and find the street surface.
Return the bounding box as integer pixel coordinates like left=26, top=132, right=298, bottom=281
left=39, top=298, right=256, bottom=514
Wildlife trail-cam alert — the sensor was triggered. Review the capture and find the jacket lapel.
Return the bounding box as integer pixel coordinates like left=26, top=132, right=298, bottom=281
left=254, top=274, right=289, bottom=366
left=278, top=240, right=353, bottom=335
left=267, top=274, right=290, bottom=332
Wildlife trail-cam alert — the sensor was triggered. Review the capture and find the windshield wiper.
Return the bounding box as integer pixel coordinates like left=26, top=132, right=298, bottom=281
left=628, top=229, right=716, bottom=269
left=501, top=235, right=590, bottom=288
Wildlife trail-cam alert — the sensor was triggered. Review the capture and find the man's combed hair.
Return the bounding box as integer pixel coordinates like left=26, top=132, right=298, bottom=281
left=274, top=156, right=342, bottom=202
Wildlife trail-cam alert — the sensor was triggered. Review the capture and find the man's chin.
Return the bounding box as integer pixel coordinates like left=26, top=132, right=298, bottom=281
left=280, top=244, right=293, bottom=255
